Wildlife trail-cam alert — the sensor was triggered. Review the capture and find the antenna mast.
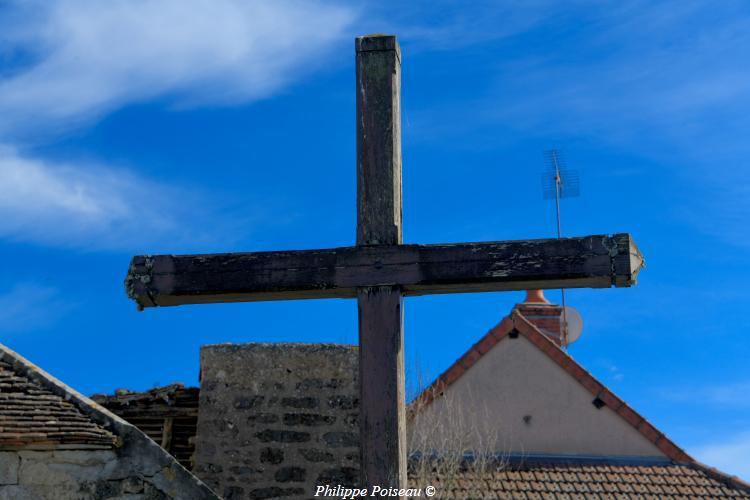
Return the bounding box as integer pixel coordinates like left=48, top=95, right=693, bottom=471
left=542, top=150, right=580, bottom=348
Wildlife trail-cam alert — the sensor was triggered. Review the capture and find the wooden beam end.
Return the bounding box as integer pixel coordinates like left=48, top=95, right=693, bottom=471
left=124, top=255, right=157, bottom=310
left=629, top=237, right=646, bottom=285
left=609, top=233, right=645, bottom=287
left=355, top=34, right=400, bottom=57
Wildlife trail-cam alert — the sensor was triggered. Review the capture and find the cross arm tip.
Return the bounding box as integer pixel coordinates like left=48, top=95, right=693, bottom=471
left=609, top=233, right=646, bottom=287
left=629, top=237, right=646, bottom=282
left=124, top=255, right=158, bottom=310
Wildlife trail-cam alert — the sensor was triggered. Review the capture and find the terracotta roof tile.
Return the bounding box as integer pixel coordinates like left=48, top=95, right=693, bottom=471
left=409, top=461, right=750, bottom=498
left=0, top=360, right=115, bottom=449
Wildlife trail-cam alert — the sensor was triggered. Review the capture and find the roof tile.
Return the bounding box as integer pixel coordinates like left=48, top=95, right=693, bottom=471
left=0, top=361, right=115, bottom=449
left=408, top=461, right=750, bottom=499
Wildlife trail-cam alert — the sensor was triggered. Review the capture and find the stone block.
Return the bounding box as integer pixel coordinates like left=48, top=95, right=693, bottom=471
left=274, top=466, right=306, bottom=482
left=254, top=429, right=311, bottom=443
left=259, top=448, right=284, bottom=465
left=0, top=453, right=19, bottom=485
left=317, top=467, right=359, bottom=487
left=298, top=449, right=334, bottom=463
left=322, top=432, right=359, bottom=448
left=282, top=413, right=335, bottom=426
left=0, top=485, right=37, bottom=500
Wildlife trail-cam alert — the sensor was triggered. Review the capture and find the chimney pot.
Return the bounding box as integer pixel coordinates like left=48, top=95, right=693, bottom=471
left=524, top=289, right=550, bottom=304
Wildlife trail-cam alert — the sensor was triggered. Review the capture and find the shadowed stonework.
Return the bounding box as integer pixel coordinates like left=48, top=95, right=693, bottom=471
left=193, top=343, right=360, bottom=499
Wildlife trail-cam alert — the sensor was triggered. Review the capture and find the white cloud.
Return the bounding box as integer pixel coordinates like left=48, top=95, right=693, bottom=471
left=0, top=144, right=249, bottom=250
left=389, top=0, right=561, bottom=51
left=0, top=0, right=355, bottom=250
left=693, top=431, right=750, bottom=482
left=0, top=283, right=71, bottom=332
left=0, top=0, right=355, bottom=133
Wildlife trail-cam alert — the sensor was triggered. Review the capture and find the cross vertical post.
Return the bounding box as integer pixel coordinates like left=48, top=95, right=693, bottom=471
left=355, top=35, right=406, bottom=489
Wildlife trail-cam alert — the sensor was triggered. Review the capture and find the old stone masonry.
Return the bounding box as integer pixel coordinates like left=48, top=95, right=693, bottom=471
left=193, top=343, right=360, bottom=499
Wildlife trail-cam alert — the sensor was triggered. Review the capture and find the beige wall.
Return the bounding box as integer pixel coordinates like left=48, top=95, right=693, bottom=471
left=411, top=336, right=665, bottom=458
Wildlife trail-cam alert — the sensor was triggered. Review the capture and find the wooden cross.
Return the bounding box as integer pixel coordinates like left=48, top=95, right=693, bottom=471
left=125, top=34, right=643, bottom=490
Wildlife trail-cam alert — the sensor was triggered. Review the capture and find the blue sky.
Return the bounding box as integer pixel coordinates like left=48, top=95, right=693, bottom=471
left=1, top=0, right=749, bottom=480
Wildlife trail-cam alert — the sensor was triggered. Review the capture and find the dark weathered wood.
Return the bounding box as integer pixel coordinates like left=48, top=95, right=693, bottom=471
left=125, top=234, right=643, bottom=308
left=161, top=416, right=174, bottom=449
left=356, top=34, right=402, bottom=247
left=356, top=34, right=406, bottom=490
left=107, top=408, right=198, bottom=419
left=358, top=286, right=406, bottom=488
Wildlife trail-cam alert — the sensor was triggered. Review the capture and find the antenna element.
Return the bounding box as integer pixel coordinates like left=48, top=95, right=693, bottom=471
left=541, top=149, right=581, bottom=347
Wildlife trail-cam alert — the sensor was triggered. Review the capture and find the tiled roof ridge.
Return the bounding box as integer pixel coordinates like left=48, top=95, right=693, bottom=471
left=409, top=309, right=693, bottom=463
left=409, top=451, right=674, bottom=467
left=407, top=462, right=750, bottom=498
left=0, top=342, right=132, bottom=443
left=691, top=460, right=750, bottom=494
left=0, top=352, right=115, bottom=449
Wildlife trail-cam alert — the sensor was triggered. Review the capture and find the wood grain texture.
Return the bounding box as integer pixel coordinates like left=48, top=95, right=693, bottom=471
left=125, top=234, right=641, bottom=309
left=356, top=34, right=402, bottom=246
left=358, top=286, right=406, bottom=488
left=160, top=416, right=173, bottom=450
left=356, top=34, right=406, bottom=490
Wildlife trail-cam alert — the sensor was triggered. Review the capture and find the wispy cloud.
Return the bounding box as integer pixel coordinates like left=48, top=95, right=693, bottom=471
left=595, top=359, right=624, bottom=383
left=660, top=380, right=750, bottom=409
left=693, top=431, right=750, bottom=482
left=482, top=2, right=750, bottom=140
left=400, top=1, right=750, bottom=247
left=0, top=0, right=354, bottom=250
left=0, top=283, right=72, bottom=332
left=388, top=0, right=564, bottom=51
left=0, top=144, right=252, bottom=251
left=0, top=0, right=355, bottom=134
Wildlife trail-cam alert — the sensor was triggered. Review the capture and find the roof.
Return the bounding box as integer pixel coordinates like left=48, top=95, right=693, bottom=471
left=92, top=383, right=199, bottom=468
left=411, top=457, right=750, bottom=499
left=411, top=308, right=692, bottom=463
left=0, top=348, right=116, bottom=449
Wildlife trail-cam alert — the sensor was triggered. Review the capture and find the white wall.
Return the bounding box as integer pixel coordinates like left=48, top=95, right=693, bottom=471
left=411, top=335, right=665, bottom=458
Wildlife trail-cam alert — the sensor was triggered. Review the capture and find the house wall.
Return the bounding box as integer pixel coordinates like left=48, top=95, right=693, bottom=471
left=411, top=335, right=666, bottom=458
left=1, top=449, right=157, bottom=500
left=0, top=440, right=215, bottom=499
left=194, top=343, right=360, bottom=499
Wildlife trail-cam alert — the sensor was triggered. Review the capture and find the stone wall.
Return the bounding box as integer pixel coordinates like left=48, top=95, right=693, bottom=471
left=194, top=343, right=360, bottom=499
left=0, top=424, right=218, bottom=500
left=0, top=446, right=210, bottom=500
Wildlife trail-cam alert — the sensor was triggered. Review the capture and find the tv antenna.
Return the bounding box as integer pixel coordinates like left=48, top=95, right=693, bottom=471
left=542, top=149, right=582, bottom=348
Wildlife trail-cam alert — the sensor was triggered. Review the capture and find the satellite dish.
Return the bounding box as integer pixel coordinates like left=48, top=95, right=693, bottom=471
left=562, top=306, right=583, bottom=345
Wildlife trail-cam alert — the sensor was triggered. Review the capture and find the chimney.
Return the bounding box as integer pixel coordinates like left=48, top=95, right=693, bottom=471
left=514, top=290, right=565, bottom=346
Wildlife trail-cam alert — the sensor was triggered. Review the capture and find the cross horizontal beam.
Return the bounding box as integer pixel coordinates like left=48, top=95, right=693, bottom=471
left=126, top=233, right=643, bottom=309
